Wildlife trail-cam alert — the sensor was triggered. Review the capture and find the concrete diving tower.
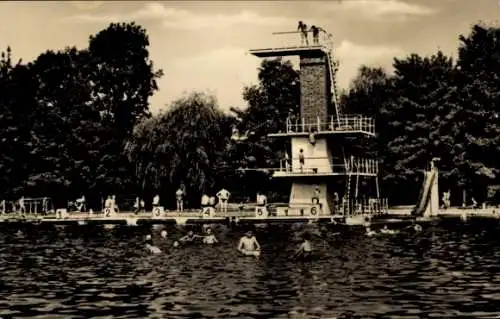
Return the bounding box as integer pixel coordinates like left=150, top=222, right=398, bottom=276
left=250, top=32, right=387, bottom=220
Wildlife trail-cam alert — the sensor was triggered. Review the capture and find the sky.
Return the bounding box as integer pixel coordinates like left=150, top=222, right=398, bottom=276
left=1, top=0, right=499, bottom=114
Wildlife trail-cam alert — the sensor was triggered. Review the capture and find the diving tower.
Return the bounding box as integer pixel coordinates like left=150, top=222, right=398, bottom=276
left=250, top=30, right=387, bottom=219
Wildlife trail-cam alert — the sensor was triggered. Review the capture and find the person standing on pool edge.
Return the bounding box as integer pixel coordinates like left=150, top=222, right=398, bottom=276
left=238, top=230, right=261, bottom=255
left=217, top=188, right=231, bottom=214
left=176, top=184, right=185, bottom=212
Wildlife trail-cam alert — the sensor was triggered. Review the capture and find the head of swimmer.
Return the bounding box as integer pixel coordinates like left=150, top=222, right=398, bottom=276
left=245, top=230, right=253, bottom=238
left=301, top=232, right=311, bottom=241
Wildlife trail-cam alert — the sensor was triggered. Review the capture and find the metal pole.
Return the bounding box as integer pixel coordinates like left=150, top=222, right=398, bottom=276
left=355, top=174, right=359, bottom=198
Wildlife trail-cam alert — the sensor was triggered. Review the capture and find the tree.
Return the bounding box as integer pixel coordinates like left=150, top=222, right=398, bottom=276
left=0, top=47, right=38, bottom=199
left=223, top=58, right=300, bottom=200
left=0, top=22, right=163, bottom=209
left=85, top=22, right=163, bottom=198
left=453, top=24, right=500, bottom=202
left=126, top=92, right=232, bottom=208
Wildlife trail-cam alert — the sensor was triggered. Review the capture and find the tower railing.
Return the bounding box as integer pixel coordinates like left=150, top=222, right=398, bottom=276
left=277, top=156, right=379, bottom=175
left=285, top=115, right=375, bottom=136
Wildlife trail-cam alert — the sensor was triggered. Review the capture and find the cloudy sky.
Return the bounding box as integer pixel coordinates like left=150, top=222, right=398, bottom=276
left=0, top=0, right=498, bottom=114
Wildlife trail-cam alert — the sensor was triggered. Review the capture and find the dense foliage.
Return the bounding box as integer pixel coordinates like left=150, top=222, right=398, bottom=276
left=342, top=24, right=500, bottom=205
left=0, top=22, right=162, bottom=209
left=2, top=22, right=500, bottom=208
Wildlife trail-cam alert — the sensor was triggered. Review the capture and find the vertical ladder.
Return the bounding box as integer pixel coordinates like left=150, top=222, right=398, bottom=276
left=343, top=155, right=352, bottom=216
left=326, top=50, right=341, bottom=119
left=324, top=47, right=343, bottom=135
left=344, top=174, right=352, bottom=216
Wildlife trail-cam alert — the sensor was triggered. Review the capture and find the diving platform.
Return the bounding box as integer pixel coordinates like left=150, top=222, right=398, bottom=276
left=249, top=45, right=328, bottom=58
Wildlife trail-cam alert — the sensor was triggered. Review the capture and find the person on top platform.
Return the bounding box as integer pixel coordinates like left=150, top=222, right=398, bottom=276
left=176, top=185, right=185, bottom=212
left=216, top=188, right=231, bottom=214
left=297, top=21, right=309, bottom=45
left=310, top=25, right=320, bottom=45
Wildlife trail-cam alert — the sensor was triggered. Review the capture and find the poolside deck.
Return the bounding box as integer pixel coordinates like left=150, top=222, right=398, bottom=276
left=0, top=205, right=499, bottom=228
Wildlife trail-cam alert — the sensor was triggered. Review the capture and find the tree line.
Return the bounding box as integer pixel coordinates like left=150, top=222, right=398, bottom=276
left=1, top=22, right=499, bottom=209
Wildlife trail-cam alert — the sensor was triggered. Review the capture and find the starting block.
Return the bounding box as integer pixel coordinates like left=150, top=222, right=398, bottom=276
left=255, top=206, right=269, bottom=218
left=56, top=209, right=69, bottom=219
left=201, top=206, right=215, bottom=218
left=152, top=206, right=164, bottom=218
left=306, top=204, right=321, bottom=217
left=103, top=207, right=118, bottom=218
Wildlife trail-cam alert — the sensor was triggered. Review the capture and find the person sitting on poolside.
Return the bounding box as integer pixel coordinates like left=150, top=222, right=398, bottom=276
left=237, top=230, right=261, bottom=255
left=203, top=228, right=218, bottom=244
left=178, top=230, right=203, bottom=244
left=292, top=232, right=312, bottom=259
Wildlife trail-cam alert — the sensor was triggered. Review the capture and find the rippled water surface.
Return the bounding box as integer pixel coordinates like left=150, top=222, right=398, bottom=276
left=1, top=222, right=500, bottom=318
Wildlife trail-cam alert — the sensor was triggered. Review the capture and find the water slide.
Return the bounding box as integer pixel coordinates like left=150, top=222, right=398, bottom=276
left=411, top=170, right=436, bottom=216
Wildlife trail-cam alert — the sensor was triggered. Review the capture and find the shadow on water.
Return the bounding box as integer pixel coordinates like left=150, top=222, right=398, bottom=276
left=0, top=222, right=500, bottom=318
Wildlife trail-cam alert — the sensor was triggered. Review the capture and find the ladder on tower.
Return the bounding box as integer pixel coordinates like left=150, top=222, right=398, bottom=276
left=344, top=173, right=352, bottom=216
left=326, top=50, right=341, bottom=119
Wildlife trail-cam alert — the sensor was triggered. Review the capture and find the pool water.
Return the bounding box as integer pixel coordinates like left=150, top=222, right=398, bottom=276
left=0, top=223, right=499, bottom=318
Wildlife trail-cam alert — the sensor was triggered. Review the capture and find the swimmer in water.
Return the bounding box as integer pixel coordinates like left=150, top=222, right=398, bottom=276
left=145, top=235, right=161, bottom=254
left=161, top=230, right=168, bottom=238
left=237, top=230, right=261, bottom=256
left=365, top=226, right=377, bottom=236
left=178, top=230, right=203, bottom=244
left=380, top=225, right=399, bottom=235
left=414, top=224, right=423, bottom=232
left=203, top=228, right=218, bottom=244
left=292, top=232, right=312, bottom=260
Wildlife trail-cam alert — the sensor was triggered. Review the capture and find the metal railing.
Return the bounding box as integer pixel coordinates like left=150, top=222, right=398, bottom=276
left=277, top=156, right=379, bottom=175
left=342, top=197, right=389, bottom=216
left=346, top=156, right=378, bottom=175
left=286, top=115, right=375, bottom=135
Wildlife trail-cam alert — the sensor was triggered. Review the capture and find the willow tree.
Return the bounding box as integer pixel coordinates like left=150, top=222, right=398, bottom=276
left=126, top=92, right=233, bottom=208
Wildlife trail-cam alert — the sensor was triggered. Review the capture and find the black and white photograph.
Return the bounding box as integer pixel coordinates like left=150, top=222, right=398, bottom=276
left=1, top=0, right=499, bottom=318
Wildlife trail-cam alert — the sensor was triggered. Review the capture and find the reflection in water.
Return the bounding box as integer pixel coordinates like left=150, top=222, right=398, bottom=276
left=1, top=223, right=500, bottom=318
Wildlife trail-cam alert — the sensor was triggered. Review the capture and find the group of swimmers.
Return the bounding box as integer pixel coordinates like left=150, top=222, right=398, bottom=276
left=144, top=228, right=313, bottom=260
left=365, top=223, right=423, bottom=237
